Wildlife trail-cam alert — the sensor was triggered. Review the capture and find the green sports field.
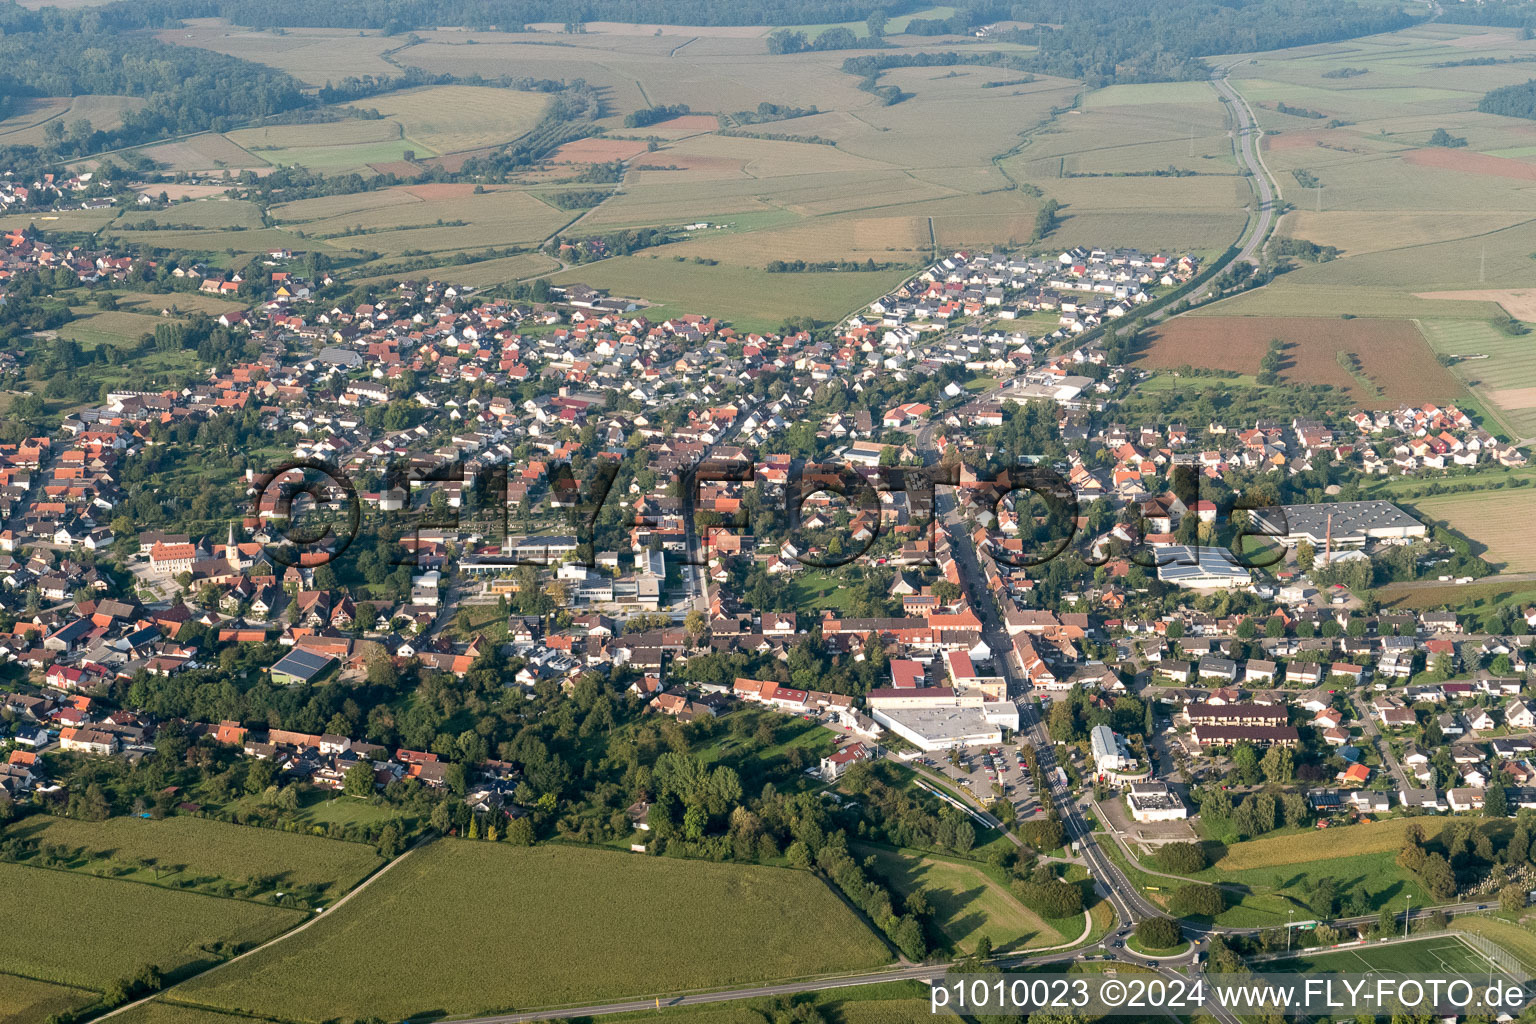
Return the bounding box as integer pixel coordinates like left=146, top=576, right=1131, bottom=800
left=1263, top=935, right=1491, bottom=976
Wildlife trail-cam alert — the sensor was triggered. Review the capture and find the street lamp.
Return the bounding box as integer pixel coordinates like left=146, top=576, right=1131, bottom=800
left=1287, top=909, right=1293, bottom=952
left=1404, top=895, right=1411, bottom=940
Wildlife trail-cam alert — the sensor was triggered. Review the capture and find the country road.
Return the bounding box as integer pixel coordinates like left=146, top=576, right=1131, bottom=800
left=1212, top=65, right=1279, bottom=265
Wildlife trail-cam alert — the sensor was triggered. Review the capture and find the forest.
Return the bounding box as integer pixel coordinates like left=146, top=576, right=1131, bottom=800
left=1478, top=79, right=1536, bottom=120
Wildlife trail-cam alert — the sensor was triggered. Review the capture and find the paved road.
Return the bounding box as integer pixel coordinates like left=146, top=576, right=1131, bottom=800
left=1353, top=693, right=1414, bottom=794
left=1212, top=66, right=1277, bottom=265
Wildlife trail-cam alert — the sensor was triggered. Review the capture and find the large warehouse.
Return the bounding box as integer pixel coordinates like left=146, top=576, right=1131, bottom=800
left=1249, top=501, right=1425, bottom=548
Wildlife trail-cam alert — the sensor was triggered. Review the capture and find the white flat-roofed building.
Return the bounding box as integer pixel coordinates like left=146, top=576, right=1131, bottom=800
left=869, top=704, right=1003, bottom=751
left=1127, top=781, right=1187, bottom=822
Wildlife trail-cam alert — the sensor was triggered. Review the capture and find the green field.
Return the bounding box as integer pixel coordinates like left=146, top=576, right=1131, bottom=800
left=447, top=980, right=935, bottom=1024
left=116, top=199, right=266, bottom=230
left=3, top=815, right=383, bottom=900
left=0, top=973, right=98, bottom=1024
left=104, top=1006, right=285, bottom=1024
left=1417, top=318, right=1536, bottom=438
left=55, top=310, right=178, bottom=348
left=551, top=258, right=908, bottom=331
left=355, top=85, right=552, bottom=154
left=1264, top=936, right=1488, bottom=976
left=859, top=845, right=1067, bottom=953
left=178, top=841, right=892, bottom=1021
left=0, top=861, right=305, bottom=991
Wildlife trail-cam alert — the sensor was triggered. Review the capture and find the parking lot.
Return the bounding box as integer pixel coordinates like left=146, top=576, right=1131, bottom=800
left=911, top=746, right=1045, bottom=821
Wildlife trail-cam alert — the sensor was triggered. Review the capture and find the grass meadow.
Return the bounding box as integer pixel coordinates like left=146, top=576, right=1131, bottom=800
left=177, top=841, right=892, bottom=1021
left=551, top=258, right=910, bottom=331
left=858, top=844, right=1068, bottom=953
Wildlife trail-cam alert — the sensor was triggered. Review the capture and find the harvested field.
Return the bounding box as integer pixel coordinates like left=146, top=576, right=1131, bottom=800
left=550, top=138, right=652, bottom=163
left=1411, top=491, right=1536, bottom=572
left=1415, top=288, right=1536, bottom=321
left=650, top=114, right=719, bottom=130
left=270, top=190, right=420, bottom=223
left=0, top=95, right=143, bottom=147
left=1133, top=315, right=1463, bottom=407
left=1403, top=147, right=1536, bottom=180
left=400, top=183, right=488, bottom=201
left=1282, top=211, right=1532, bottom=258
left=136, top=133, right=265, bottom=173
left=368, top=160, right=423, bottom=176
left=1214, top=817, right=1452, bottom=872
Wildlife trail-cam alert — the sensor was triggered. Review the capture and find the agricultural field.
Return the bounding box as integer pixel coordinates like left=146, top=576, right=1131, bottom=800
left=56, top=310, right=174, bottom=349
left=116, top=198, right=266, bottom=230
left=177, top=841, right=892, bottom=1021
left=353, top=251, right=561, bottom=288
left=1416, top=319, right=1536, bottom=439
left=133, top=133, right=267, bottom=174
left=1376, top=576, right=1536, bottom=612
left=858, top=845, right=1069, bottom=953
left=101, top=1005, right=286, bottom=1024
left=1205, top=21, right=1536, bottom=330
left=0, top=861, right=305, bottom=991
left=551, top=258, right=910, bottom=332
left=350, top=85, right=552, bottom=154
left=2, top=815, right=383, bottom=900
left=1131, top=315, right=1464, bottom=407
left=1409, top=490, right=1536, bottom=572
left=154, top=21, right=404, bottom=85
left=446, top=980, right=935, bottom=1024
left=0, top=94, right=144, bottom=148
left=225, top=119, right=420, bottom=174
left=0, top=973, right=98, bottom=1024
left=275, top=186, right=567, bottom=254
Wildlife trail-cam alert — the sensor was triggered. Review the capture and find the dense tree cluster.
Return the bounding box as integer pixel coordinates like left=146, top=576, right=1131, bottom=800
left=1478, top=79, right=1536, bottom=120
left=623, top=104, right=691, bottom=128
